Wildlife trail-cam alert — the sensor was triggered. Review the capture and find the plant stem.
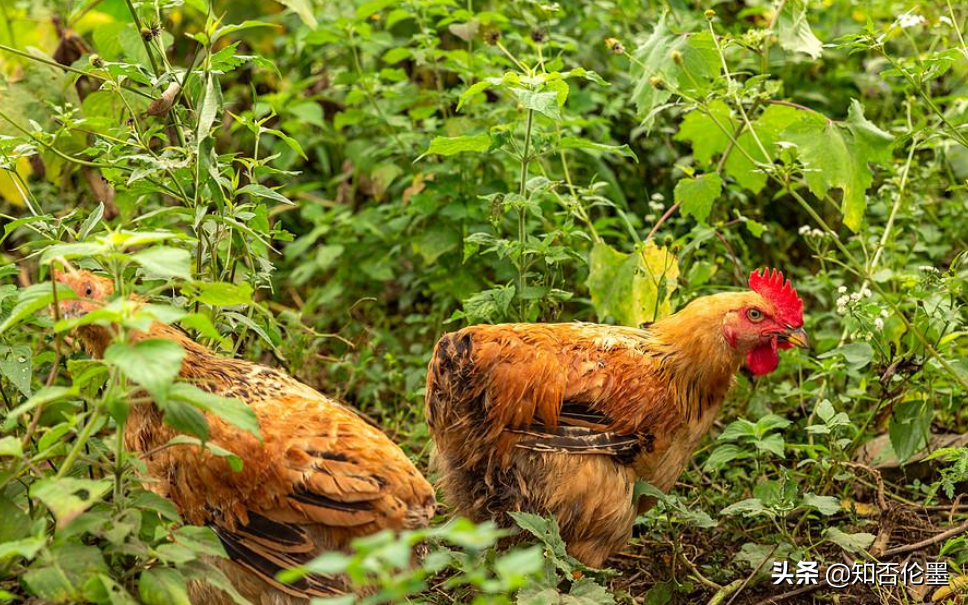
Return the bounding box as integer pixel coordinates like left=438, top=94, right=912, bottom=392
left=0, top=43, right=154, bottom=99
left=517, top=107, right=535, bottom=314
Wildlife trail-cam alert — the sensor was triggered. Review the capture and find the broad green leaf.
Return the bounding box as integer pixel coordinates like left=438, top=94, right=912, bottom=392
left=104, top=339, right=185, bottom=403
left=23, top=544, right=109, bottom=602
left=423, top=134, right=491, bottom=157
left=674, top=173, right=722, bottom=224
left=184, top=281, right=254, bottom=306
left=724, top=104, right=802, bottom=193
left=824, top=527, right=875, bottom=553
left=169, top=383, right=261, bottom=440
left=776, top=0, right=823, bottom=59
left=0, top=495, right=31, bottom=544
left=139, top=567, right=191, bottom=605
left=412, top=226, right=459, bottom=264
left=801, top=494, right=841, bottom=516
left=30, top=478, right=111, bottom=528
left=39, top=241, right=106, bottom=264
left=196, top=72, right=221, bottom=143
left=2, top=386, right=77, bottom=431
left=674, top=101, right=732, bottom=166
left=630, top=15, right=720, bottom=124
left=784, top=100, right=892, bottom=231
left=0, top=345, right=31, bottom=396
left=0, top=282, right=74, bottom=334
left=132, top=246, right=192, bottom=280
left=818, top=341, right=873, bottom=369
left=0, top=436, right=23, bottom=457
left=211, top=20, right=278, bottom=44
left=559, top=137, right=638, bottom=161
left=889, top=400, right=931, bottom=462
left=457, top=81, right=491, bottom=111
left=720, top=498, right=768, bottom=518
left=511, top=88, right=560, bottom=120
left=586, top=240, right=679, bottom=327
left=703, top=444, right=748, bottom=471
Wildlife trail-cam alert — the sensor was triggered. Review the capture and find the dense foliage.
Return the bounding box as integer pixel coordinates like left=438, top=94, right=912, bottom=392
left=0, top=0, right=966, bottom=603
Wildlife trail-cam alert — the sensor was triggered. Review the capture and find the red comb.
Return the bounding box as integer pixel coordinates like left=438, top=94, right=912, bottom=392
left=748, top=268, right=803, bottom=328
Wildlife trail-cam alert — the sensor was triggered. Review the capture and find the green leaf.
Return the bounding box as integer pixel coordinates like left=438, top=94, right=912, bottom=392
left=824, top=527, right=875, bottom=553
left=162, top=435, right=243, bottom=471
left=104, top=339, right=185, bottom=403
left=889, top=400, right=931, bottom=462
left=184, top=281, right=254, bottom=306
left=30, top=478, right=111, bottom=528
left=139, top=568, right=191, bottom=605
left=720, top=498, right=768, bottom=518
left=132, top=246, right=192, bottom=280
left=801, top=494, right=841, bottom=516
left=703, top=444, right=748, bottom=471
left=511, top=88, right=560, bottom=120
left=586, top=240, right=679, bottom=327
left=674, top=101, right=732, bottom=166
left=784, top=100, right=892, bottom=232
left=273, top=0, right=317, bottom=28
left=674, top=173, right=722, bottom=224
left=169, top=383, right=261, bottom=440
left=0, top=345, right=32, bottom=396
left=559, top=137, right=638, bottom=161
left=775, top=0, right=823, bottom=59
left=457, top=81, right=491, bottom=111
left=0, top=282, right=74, bottom=334
left=0, top=436, right=23, bottom=457
left=237, top=183, right=294, bottom=205
left=0, top=495, right=31, bottom=544
left=211, top=20, right=278, bottom=44
left=630, top=15, right=720, bottom=123
left=819, top=342, right=873, bottom=370
left=196, top=72, right=221, bottom=143
left=423, top=134, right=491, bottom=157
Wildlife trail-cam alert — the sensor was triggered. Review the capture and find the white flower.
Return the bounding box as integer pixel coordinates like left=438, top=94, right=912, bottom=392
left=648, top=201, right=665, bottom=212
left=880, top=309, right=889, bottom=318
left=939, top=15, right=953, bottom=26
left=838, top=286, right=848, bottom=294
left=897, top=12, right=925, bottom=29
left=918, top=265, right=939, bottom=273
left=799, top=225, right=811, bottom=235
left=861, top=287, right=872, bottom=298
left=874, top=318, right=884, bottom=330
left=651, top=192, right=665, bottom=202
left=850, top=291, right=862, bottom=301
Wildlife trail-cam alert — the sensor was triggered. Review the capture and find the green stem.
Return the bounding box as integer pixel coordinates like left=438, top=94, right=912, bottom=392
left=56, top=408, right=102, bottom=480
left=517, top=107, right=535, bottom=313
left=0, top=43, right=154, bottom=99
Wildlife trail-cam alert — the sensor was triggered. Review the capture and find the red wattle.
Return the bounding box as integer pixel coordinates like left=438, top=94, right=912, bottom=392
left=746, top=339, right=779, bottom=376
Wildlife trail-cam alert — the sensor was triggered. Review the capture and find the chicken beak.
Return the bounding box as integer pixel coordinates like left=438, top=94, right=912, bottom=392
left=782, top=327, right=810, bottom=349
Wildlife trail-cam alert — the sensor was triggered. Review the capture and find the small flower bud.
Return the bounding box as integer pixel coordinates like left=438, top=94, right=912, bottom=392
left=649, top=76, right=664, bottom=89
left=704, top=9, right=716, bottom=19
left=89, top=54, right=104, bottom=68
left=483, top=28, right=501, bottom=45
left=516, top=102, right=524, bottom=112
left=140, top=26, right=153, bottom=41
left=605, top=37, right=625, bottom=55
left=530, top=29, right=545, bottom=43
left=670, top=49, right=682, bottom=64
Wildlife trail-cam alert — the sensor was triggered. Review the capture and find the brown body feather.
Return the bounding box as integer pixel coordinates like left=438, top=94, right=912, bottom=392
left=76, top=322, right=436, bottom=605
left=425, top=292, right=780, bottom=567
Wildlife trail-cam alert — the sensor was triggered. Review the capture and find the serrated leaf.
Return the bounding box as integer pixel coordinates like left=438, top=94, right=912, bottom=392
left=104, top=339, right=184, bottom=403
left=586, top=240, right=679, bottom=327
left=630, top=16, right=720, bottom=124
left=675, top=101, right=732, bottom=166
left=674, top=173, right=722, bottom=224
left=784, top=100, right=892, bottom=231
left=30, top=478, right=111, bottom=528
left=183, top=281, right=253, bottom=307
left=0, top=345, right=32, bottom=396
left=237, top=183, right=293, bottom=205
left=0, top=282, right=75, bottom=334
left=889, top=400, right=931, bottom=462
left=457, top=81, right=491, bottom=111
left=511, top=88, right=561, bottom=120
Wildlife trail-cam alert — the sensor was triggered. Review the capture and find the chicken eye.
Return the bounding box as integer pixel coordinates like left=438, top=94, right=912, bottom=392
left=85, top=285, right=93, bottom=297
left=747, top=308, right=764, bottom=322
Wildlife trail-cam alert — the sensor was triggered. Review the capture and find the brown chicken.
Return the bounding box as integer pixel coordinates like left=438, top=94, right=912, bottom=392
left=425, top=268, right=807, bottom=566
left=55, top=268, right=436, bottom=605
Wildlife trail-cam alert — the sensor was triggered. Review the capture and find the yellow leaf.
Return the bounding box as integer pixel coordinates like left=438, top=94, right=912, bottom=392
left=0, top=158, right=31, bottom=206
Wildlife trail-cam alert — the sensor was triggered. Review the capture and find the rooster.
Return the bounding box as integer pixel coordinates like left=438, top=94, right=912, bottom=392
left=425, top=268, right=806, bottom=566
left=55, top=268, right=437, bottom=605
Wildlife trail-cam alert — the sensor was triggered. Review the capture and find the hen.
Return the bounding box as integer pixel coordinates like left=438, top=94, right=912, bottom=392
left=55, top=268, right=437, bottom=605
left=425, top=268, right=806, bottom=566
